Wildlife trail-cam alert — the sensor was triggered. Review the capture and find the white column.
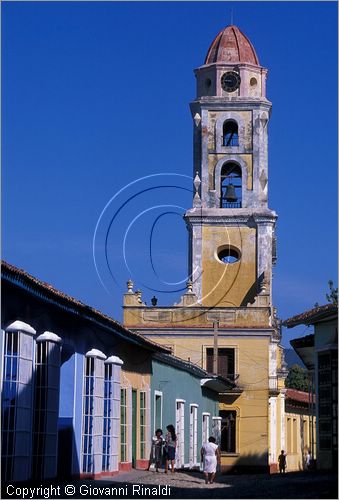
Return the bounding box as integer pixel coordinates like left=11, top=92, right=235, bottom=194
left=280, top=391, right=286, bottom=452
left=83, top=349, right=106, bottom=475
left=212, top=416, right=222, bottom=445
left=105, top=356, right=123, bottom=473
left=269, top=341, right=278, bottom=391
left=127, top=387, right=132, bottom=463
left=93, top=352, right=105, bottom=475
left=176, top=400, right=185, bottom=468
left=34, top=332, right=62, bottom=479
left=145, top=387, right=151, bottom=459
left=191, top=223, right=202, bottom=302
left=2, top=321, right=36, bottom=482
left=189, top=404, right=198, bottom=468
left=202, top=412, right=210, bottom=445
left=269, top=396, right=277, bottom=464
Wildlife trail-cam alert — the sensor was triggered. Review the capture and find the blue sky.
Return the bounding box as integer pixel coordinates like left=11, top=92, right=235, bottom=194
left=2, top=1, right=338, bottom=347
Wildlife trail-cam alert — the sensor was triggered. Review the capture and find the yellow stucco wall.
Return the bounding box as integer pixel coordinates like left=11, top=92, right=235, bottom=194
left=123, top=305, right=270, bottom=329
left=145, top=333, right=271, bottom=468
left=119, top=370, right=151, bottom=464
left=284, top=408, right=316, bottom=472
left=207, top=111, right=252, bottom=151
left=116, top=339, right=152, bottom=465
left=201, top=225, right=256, bottom=308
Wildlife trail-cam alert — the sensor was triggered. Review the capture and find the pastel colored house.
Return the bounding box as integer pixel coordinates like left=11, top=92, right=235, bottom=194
left=284, top=303, right=337, bottom=471
left=284, top=389, right=316, bottom=471
left=151, top=352, right=233, bottom=469
left=1, top=261, right=229, bottom=482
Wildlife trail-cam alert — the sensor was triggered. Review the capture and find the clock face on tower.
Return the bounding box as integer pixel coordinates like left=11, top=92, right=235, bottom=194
left=221, top=71, right=241, bottom=92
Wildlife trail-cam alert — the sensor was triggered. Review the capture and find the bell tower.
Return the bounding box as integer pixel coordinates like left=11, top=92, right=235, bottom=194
left=123, top=23, right=287, bottom=473
left=186, top=25, right=277, bottom=309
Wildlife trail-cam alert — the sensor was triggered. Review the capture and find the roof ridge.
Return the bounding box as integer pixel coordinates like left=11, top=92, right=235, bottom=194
left=1, top=260, right=170, bottom=354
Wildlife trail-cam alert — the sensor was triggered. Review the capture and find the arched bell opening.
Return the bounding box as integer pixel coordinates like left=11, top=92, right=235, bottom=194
left=222, top=120, right=239, bottom=147
left=220, top=163, right=242, bottom=208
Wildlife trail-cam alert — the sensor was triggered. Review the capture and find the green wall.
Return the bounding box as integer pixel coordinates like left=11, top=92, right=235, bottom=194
left=151, top=358, right=219, bottom=465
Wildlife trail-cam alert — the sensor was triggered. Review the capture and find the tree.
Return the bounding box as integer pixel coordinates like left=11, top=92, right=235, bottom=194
left=285, top=364, right=309, bottom=392
left=314, top=280, right=338, bottom=308
left=326, top=280, right=338, bottom=305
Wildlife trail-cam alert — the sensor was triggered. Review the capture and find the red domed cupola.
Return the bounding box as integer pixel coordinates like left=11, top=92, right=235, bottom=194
left=205, top=25, right=259, bottom=66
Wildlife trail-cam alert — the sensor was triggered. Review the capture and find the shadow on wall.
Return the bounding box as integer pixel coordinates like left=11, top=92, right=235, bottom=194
left=57, top=420, right=80, bottom=479
left=57, top=342, right=80, bottom=479
left=240, top=280, right=258, bottom=306
left=221, top=452, right=270, bottom=474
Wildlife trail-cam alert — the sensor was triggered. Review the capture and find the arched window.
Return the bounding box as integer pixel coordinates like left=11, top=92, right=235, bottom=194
left=220, top=163, right=242, bottom=208
left=223, top=120, right=239, bottom=147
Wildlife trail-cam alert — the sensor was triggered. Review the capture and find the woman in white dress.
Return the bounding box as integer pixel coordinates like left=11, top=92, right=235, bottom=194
left=200, top=436, right=221, bottom=484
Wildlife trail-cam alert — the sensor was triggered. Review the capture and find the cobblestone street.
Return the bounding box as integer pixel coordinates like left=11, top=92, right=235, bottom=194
left=2, top=469, right=337, bottom=499
left=96, top=469, right=337, bottom=499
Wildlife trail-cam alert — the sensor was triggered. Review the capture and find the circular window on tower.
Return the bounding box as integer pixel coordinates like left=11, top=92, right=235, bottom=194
left=217, top=246, right=241, bottom=264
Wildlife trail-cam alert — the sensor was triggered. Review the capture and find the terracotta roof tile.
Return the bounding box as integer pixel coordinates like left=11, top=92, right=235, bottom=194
left=283, top=303, right=338, bottom=328
left=1, top=260, right=170, bottom=353
left=286, top=388, right=315, bottom=405
left=205, top=25, right=259, bottom=65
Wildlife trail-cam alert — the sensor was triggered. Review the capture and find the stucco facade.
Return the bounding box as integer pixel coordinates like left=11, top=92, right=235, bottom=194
left=1, top=261, right=230, bottom=482
left=1, top=262, right=161, bottom=481
left=284, top=389, right=316, bottom=472
left=151, top=354, right=221, bottom=469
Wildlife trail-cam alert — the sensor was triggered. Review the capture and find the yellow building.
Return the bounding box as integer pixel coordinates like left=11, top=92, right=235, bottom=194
left=123, top=24, right=288, bottom=473
left=284, top=389, right=316, bottom=471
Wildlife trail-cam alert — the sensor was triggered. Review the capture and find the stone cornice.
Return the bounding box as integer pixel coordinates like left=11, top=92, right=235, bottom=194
left=185, top=216, right=250, bottom=225
left=194, top=62, right=268, bottom=72
left=190, top=98, right=272, bottom=112
left=184, top=210, right=277, bottom=226
left=252, top=214, right=278, bottom=224
left=131, top=328, right=275, bottom=337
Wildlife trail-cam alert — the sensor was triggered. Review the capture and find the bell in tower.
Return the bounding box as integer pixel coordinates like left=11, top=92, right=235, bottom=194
left=223, top=183, right=237, bottom=203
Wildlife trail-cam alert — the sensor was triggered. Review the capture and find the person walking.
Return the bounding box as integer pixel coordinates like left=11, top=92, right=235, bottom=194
left=278, top=450, right=287, bottom=474
left=305, top=449, right=312, bottom=471
left=200, top=436, right=220, bottom=484
left=164, top=424, right=177, bottom=474
left=146, top=429, right=163, bottom=472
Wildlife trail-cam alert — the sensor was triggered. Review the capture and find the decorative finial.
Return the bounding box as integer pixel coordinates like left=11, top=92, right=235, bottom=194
left=194, top=171, right=201, bottom=192
left=186, top=279, right=193, bottom=293
left=260, top=272, right=269, bottom=293
left=127, top=279, right=134, bottom=293
left=193, top=172, right=202, bottom=207
left=151, top=296, right=158, bottom=307
left=194, top=113, right=201, bottom=127
left=136, top=290, right=142, bottom=303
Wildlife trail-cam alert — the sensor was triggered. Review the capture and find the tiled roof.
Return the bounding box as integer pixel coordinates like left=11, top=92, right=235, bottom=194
left=154, top=351, right=235, bottom=389
left=286, top=388, right=315, bottom=405
left=1, top=260, right=170, bottom=354
left=205, top=25, right=259, bottom=65
left=283, top=303, right=338, bottom=328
